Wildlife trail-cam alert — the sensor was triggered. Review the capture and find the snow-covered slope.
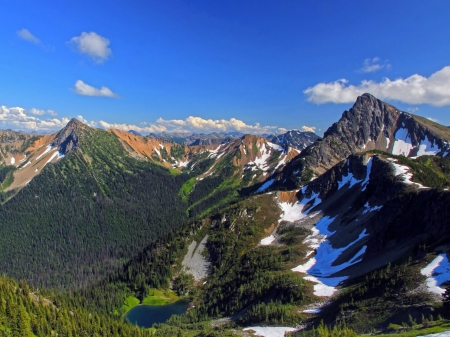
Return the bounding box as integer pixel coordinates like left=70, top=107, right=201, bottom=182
left=262, top=153, right=450, bottom=299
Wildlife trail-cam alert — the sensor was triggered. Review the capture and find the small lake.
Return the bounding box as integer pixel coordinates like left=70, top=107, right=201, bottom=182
left=125, top=300, right=189, bottom=328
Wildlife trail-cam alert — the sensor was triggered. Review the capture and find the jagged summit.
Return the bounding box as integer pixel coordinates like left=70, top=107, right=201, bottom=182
left=271, top=93, right=450, bottom=189
left=52, top=118, right=88, bottom=154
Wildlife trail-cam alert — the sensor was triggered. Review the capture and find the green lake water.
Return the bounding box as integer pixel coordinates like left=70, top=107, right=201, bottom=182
left=125, top=300, right=189, bottom=328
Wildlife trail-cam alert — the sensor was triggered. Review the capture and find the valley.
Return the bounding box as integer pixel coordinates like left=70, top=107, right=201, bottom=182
left=1, top=94, right=450, bottom=336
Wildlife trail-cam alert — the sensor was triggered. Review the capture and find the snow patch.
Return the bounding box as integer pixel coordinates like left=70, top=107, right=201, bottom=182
left=45, top=151, right=59, bottom=166
left=35, top=145, right=53, bottom=161
left=304, top=275, right=348, bottom=297
left=362, top=202, right=382, bottom=214
left=279, top=188, right=321, bottom=222
left=302, top=309, right=321, bottom=314
left=247, top=143, right=272, bottom=172
left=386, top=137, right=390, bottom=149
left=177, top=160, right=189, bottom=167
left=360, top=157, right=373, bottom=191
left=257, top=179, right=275, bottom=193
left=10, top=157, right=15, bottom=165
left=243, top=326, right=296, bottom=337
left=392, top=128, right=414, bottom=156
left=291, top=213, right=368, bottom=296
left=153, top=147, right=160, bottom=156
left=20, top=161, right=31, bottom=169
left=417, top=137, right=441, bottom=156
left=390, top=161, right=429, bottom=189
left=420, top=254, right=450, bottom=295
left=266, top=141, right=285, bottom=153
left=392, top=129, right=441, bottom=157
left=260, top=235, right=275, bottom=245
left=293, top=229, right=367, bottom=278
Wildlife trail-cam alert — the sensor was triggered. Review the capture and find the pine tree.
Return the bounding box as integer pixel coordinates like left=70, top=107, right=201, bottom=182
left=442, top=283, right=450, bottom=317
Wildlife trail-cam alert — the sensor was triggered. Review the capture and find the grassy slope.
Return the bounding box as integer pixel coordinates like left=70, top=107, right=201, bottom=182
left=412, top=114, right=450, bottom=142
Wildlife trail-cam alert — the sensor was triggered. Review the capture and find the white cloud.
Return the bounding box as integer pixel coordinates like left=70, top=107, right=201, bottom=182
left=0, top=106, right=70, bottom=131
left=47, top=110, right=57, bottom=117
left=98, top=120, right=167, bottom=133
left=427, top=117, right=439, bottom=123
left=69, top=32, right=111, bottom=63
left=304, top=65, right=450, bottom=106
left=360, top=57, right=390, bottom=73
left=0, top=105, right=287, bottom=136
left=98, top=116, right=287, bottom=135
left=154, top=116, right=284, bottom=134
left=73, top=80, right=118, bottom=97
left=17, top=29, right=40, bottom=44
left=301, top=126, right=316, bottom=133
left=28, top=108, right=46, bottom=116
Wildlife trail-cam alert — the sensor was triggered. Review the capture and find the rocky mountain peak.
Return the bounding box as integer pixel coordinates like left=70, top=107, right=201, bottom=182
left=52, top=118, right=86, bottom=154
left=323, top=93, right=400, bottom=149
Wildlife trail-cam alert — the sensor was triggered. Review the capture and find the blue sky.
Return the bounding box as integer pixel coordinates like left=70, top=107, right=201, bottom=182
left=1, top=0, right=450, bottom=135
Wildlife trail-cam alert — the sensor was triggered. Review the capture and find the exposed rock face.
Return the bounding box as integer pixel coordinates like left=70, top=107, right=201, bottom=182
left=274, top=93, right=450, bottom=188
left=52, top=118, right=82, bottom=154
left=270, top=130, right=320, bottom=151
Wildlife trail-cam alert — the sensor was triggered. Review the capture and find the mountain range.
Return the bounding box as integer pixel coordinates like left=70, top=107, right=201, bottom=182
left=1, top=93, right=450, bottom=336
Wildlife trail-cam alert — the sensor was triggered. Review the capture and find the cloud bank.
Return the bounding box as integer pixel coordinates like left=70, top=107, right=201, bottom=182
left=69, top=32, right=111, bottom=63
left=304, top=65, right=450, bottom=106
left=0, top=106, right=68, bottom=131
left=17, top=29, right=40, bottom=44
left=99, top=116, right=287, bottom=134
left=0, top=105, right=287, bottom=135
left=73, top=80, right=118, bottom=97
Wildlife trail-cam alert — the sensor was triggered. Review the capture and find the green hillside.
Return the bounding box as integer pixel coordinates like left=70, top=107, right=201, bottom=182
left=0, top=124, right=190, bottom=290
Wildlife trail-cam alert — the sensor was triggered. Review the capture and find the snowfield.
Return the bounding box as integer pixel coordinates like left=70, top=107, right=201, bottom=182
left=420, top=254, right=450, bottom=295
left=392, top=128, right=442, bottom=157
left=278, top=187, right=321, bottom=223
left=260, top=235, right=275, bottom=245
left=392, top=128, right=414, bottom=156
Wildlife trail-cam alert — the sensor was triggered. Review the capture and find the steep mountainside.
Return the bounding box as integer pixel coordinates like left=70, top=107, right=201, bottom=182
left=111, top=128, right=188, bottom=169
left=270, top=130, right=320, bottom=150
left=0, top=120, right=190, bottom=289
left=178, top=134, right=299, bottom=217
left=275, top=93, right=450, bottom=189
